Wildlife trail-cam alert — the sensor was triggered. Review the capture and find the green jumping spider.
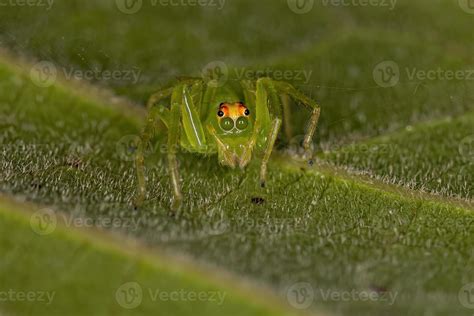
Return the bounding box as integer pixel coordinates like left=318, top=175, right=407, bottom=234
left=134, top=77, right=321, bottom=210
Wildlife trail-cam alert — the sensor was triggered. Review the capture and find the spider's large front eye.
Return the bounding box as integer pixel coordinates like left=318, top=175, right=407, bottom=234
left=220, top=117, right=234, bottom=131
left=236, top=117, right=249, bottom=130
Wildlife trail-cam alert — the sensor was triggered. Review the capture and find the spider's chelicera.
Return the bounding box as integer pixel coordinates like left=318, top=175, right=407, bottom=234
left=134, top=77, right=321, bottom=210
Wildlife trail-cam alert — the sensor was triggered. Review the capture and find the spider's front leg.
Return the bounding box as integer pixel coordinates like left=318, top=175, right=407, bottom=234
left=166, top=86, right=185, bottom=210
left=252, top=78, right=321, bottom=189
left=255, top=78, right=283, bottom=188
left=166, top=81, right=209, bottom=211
left=135, top=80, right=206, bottom=211
left=135, top=87, right=173, bottom=208
left=273, top=80, right=321, bottom=165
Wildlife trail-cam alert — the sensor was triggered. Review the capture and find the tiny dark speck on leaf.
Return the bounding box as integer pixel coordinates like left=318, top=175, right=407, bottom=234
left=251, top=197, right=265, bottom=205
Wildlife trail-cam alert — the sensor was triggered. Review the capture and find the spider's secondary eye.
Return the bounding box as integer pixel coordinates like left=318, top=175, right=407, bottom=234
left=220, top=117, right=234, bottom=131
left=217, top=110, right=224, bottom=117
left=244, top=109, right=250, bottom=116
left=236, top=117, right=249, bottom=130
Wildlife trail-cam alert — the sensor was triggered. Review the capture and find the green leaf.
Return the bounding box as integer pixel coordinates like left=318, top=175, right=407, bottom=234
left=0, top=196, right=294, bottom=316
left=0, top=1, right=473, bottom=316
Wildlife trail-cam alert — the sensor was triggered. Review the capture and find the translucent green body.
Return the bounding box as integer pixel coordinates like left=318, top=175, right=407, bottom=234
left=135, top=77, right=321, bottom=210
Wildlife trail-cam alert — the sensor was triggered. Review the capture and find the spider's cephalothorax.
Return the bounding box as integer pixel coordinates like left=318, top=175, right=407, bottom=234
left=217, top=101, right=251, bottom=134
left=135, top=78, right=321, bottom=210
left=213, top=101, right=255, bottom=168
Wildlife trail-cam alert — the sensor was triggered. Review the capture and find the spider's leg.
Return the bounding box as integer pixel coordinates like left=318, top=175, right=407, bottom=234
left=135, top=87, right=173, bottom=207
left=184, top=78, right=218, bottom=121
left=180, top=85, right=207, bottom=152
left=167, top=85, right=187, bottom=211
left=206, top=124, right=237, bottom=168
left=240, top=80, right=256, bottom=106
left=238, top=117, right=260, bottom=169
left=200, top=81, right=218, bottom=122
left=280, top=94, right=293, bottom=141
left=146, top=87, right=174, bottom=110
left=259, top=118, right=282, bottom=187
left=256, top=78, right=283, bottom=187
left=189, top=79, right=204, bottom=114
left=273, top=81, right=321, bottom=165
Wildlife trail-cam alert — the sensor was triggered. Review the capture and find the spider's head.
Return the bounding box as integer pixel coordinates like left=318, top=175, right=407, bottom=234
left=216, top=102, right=251, bottom=134
left=212, top=101, right=254, bottom=168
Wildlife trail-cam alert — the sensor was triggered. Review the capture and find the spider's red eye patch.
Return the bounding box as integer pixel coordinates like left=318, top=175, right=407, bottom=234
left=217, top=104, right=229, bottom=117
left=238, top=103, right=249, bottom=116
